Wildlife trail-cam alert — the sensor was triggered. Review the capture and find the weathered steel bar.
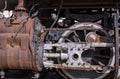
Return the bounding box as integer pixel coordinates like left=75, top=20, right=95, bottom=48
left=114, top=10, right=120, bottom=79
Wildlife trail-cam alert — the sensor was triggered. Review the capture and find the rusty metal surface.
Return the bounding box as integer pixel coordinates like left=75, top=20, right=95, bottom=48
left=0, top=18, right=38, bottom=70
left=52, top=64, right=114, bottom=71
left=114, top=27, right=119, bottom=79
left=15, top=0, right=26, bottom=11
left=0, top=0, right=39, bottom=71
left=114, top=12, right=120, bottom=79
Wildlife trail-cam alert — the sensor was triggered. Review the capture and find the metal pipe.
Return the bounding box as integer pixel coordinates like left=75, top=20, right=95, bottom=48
left=44, top=53, right=68, bottom=60
left=44, top=53, right=60, bottom=58
left=90, top=43, right=114, bottom=47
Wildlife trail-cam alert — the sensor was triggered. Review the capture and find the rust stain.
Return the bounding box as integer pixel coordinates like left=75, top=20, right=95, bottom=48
left=0, top=0, right=39, bottom=71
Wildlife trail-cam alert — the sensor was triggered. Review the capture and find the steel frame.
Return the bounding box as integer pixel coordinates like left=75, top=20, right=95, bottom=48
left=114, top=9, right=120, bottom=79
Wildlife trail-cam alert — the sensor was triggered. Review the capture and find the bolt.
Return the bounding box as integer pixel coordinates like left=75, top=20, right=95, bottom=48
left=78, top=48, right=80, bottom=51
left=0, top=70, right=5, bottom=79
left=71, top=48, right=73, bottom=51
left=71, top=63, right=73, bottom=65
left=78, top=63, right=81, bottom=65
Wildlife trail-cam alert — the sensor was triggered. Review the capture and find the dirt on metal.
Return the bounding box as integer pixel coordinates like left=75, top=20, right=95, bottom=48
left=0, top=0, right=39, bottom=71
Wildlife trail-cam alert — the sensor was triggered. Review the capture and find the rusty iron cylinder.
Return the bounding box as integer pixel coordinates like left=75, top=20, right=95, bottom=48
left=0, top=2, right=42, bottom=71
left=0, top=18, right=41, bottom=71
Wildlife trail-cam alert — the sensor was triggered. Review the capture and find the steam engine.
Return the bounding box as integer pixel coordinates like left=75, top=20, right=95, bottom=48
left=0, top=0, right=119, bottom=79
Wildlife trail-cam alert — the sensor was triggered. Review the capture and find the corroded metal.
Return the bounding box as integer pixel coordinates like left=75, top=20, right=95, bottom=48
left=0, top=0, right=40, bottom=71
left=0, top=18, right=38, bottom=70
left=56, top=22, right=115, bottom=79
left=15, top=0, right=26, bottom=11
left=85, top=32, right=112, bottom=43
left=114, top=10, right=120, bottom=79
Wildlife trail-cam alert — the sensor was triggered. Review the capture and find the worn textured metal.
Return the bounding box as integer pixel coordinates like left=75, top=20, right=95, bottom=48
left=0, top=18, right=38, bottom=70
left=114, top=11, right=120, bottom=79
left=0, top=0, right=39, bottom=71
